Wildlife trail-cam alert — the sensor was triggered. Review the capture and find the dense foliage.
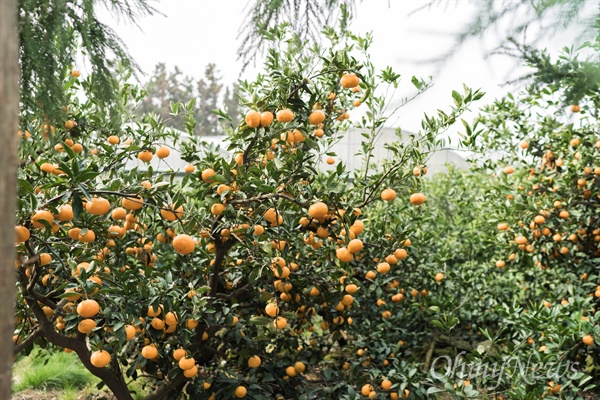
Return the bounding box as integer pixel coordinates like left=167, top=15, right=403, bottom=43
left=12, top=12, right=600, bottom=400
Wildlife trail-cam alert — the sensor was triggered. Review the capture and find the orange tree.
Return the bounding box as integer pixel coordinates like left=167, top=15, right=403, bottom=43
left=12, top=23, right=484, bottom=399
left=446, top=42, right=600, bottom=398
left=327, top=42, right=600, bottom=398
left=332, top=167, right=521, bottom=398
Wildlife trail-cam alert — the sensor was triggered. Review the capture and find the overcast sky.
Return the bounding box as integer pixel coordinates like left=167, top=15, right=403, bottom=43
left=95, top=0, right=586, bottom=138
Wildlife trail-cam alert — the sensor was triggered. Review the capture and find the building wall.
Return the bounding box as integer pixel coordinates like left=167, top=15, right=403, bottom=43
left=325, top=127, right=469, bottom=175
left=126, top=128, right=468, bottom=177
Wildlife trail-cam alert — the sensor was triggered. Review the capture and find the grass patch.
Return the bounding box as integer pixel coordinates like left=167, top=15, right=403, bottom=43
left=13, top=348, right=98, bottom=393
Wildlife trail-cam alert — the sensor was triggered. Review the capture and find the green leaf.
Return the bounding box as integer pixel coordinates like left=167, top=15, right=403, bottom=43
left=250, top=316, right=271, bottom=326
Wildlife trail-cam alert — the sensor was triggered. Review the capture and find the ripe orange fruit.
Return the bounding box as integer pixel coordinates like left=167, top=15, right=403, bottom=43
left=582, top=335, right=594, bottom=346
left=201, top=168, right=216, bottom=183
left=187, top=319, right=199, bottom=329
left=294, top=361, right=306, bottom=373
left=570, top=137, right=580, bottom=147
left=151, top=318, right=165, bottom=330
left=78, top=229, right=96, bottom=243
left=160, top=204, right=183, bottom=221
left=216, top=184, right=231, bottom=195
left=496, top=260, right=506, bottom=268
left=361, top=384, right=374, bottom=396
left=39, top=253, right=52, bottom=266
left=520, top=141, right=529, bottom=149
left=179, top=357, right=196, bottom=370
left=121, top=196, right=144, bottom=210
left=137, top=150, right=153, bottom=162
left=77, top=299, right=100, bottom=318
left=381, top=379, right=392, bottom=391
left=86, top=197, right=111, bottom=215
left=336, top=247, right=354, bottom=263
left=409, top=193, right=426, bottom=205
left=90, top=350, right=111, bottom=368
left=341, top=294, right=355, bottom=306
left=64, top=120, right=77, bottom=130
left=497, top=223, right=509, bottom=231
left=260, top=111, right=274, bottom=127
left=55, top=204, right=74, bottom=221
left=172, top=234, right=195, bottom=255
left=341, top=73, right=360, bottom=89
left=394, top=248, right=407, bottom=260
left=184, top=164, right=195, bottom=173
left=285, top=366, right=297, bottom=377
left=571, top=104, right=580, bottom=113
left=273, top=316, right=287, bottom=329
left=210, top=203, right=225, bottom=215
left=308, top=201, right=328, bottom=220
left=155, top=146, right=170, bottom=159
left=110, top=207, right=126, bottom=220
left=245, top=110, right=261, bottom=128
left=314, top=128, right=324, bottom=137
left=309, top=110, right=326, bottom=125
left=533, top=215, right=545, bottom=225
left=347, top=239, right=363, bottom=254
left=515, top=235, right=528, bottom=245
left=165, top=312, right=178, bottom=326
left=234, top=386, right=247, bottom=398
left=125, top=325, right=136, bottom=340
left=71, top=143, right=83, bottom=153
left=265, top=303, right=279, bottom=317
left=248, top=356, right=261, bottom=368
left=253, top=225, right=265, bottom=236
left=264, top=208, right=283, bottom=226
left=141, top=345, right=159, bottom=359
left=107, top=135, right=120, bottom=145
left=503, top=166, right=515, bottom=174
left=345, top=284, right=359, bottom=294
left=15, top=226, right=30, bottom=243
left=40, top=162, right=57, bottom=174
left=276, top=109, right=294, bottom=123
left=435, top=273, right=444, bottom=282
left=350, top=220, right=365, bottom=235
left=173, top=348, right=186, bottom=361
left=377, top=262, right=390, bottom=274
left=71, top=69, right=80, bottom=78
left=31, top=210, right=54, bottom=228
left=78, top=319, right=97, bottom=334
left=326, top=157, right=335, bottom=165
left=184, top=365, right=198, bottom=378
left=381, top=188, right=396, bottom=202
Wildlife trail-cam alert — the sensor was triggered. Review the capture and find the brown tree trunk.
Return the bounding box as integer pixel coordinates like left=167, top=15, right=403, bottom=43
left=0, top=0, right=19, bottom=397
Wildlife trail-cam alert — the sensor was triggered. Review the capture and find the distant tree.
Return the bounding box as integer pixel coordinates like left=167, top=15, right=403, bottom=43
left=137, top=63, right=195, bottom=129
left=223, top=83, right=241, bottom=127
left=137, top=63, right=240, bottom=136
left=195, top=64, right=225, bottom=136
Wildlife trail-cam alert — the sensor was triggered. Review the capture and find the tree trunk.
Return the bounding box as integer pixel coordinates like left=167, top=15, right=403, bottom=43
left=0, top=0, right=19, bottom=397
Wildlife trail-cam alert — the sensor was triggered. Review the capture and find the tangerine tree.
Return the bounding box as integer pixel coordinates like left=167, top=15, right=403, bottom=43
left=447, top=42, right=600, bottom=397
left=13, top=21, right=483, bottom=399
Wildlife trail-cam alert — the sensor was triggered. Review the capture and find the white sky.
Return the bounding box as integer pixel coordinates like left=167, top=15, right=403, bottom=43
left=95, top=0, right=588, bottom=139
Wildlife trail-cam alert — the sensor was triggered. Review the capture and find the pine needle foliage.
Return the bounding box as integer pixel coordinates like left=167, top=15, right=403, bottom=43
left=237, top=0, right=357, bottom=71
left=18, top=0, right=157, bottom=122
